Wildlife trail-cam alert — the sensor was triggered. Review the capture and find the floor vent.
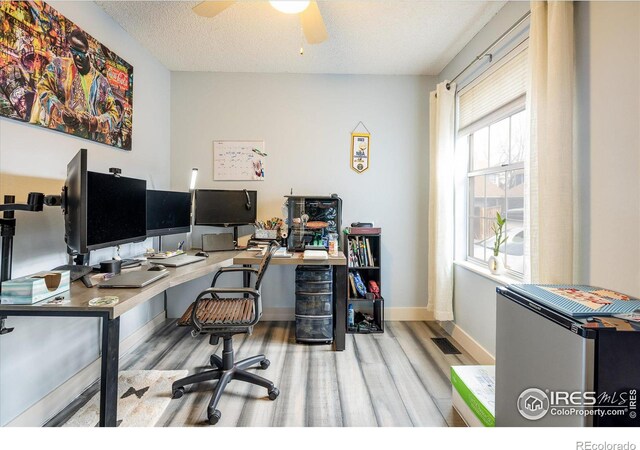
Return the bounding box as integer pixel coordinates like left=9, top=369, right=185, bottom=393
left=431, top=337, right=461, bottom=355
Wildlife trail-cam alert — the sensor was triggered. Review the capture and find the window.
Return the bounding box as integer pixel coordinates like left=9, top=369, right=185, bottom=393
left=456, top=42, right=529, bottom=277
left=467, top=109, right=527, bottom=274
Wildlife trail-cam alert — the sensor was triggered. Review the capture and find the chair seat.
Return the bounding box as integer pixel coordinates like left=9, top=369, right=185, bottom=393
left=178, top=298, right=255, bottom=326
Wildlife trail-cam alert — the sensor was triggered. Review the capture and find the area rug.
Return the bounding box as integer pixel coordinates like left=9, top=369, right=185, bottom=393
left=64, top=370, right=188, bottom=427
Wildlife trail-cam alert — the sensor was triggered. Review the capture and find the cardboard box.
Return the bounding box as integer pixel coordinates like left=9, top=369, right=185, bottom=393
left=451, top=365, right=495, bottom=427
left=1, top=270, right=71, bottom=304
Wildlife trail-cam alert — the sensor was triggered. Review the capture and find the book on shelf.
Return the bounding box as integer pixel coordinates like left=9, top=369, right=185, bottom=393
left=365, top=237, right=374, bottom=267
left=352, top=271, right=367, bottom=298
left=348, top=235, right=380, bottom=267
left=348, top=272, right=357, bottom=297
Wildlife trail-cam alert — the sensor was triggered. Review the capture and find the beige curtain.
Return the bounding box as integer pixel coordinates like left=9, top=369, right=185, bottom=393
left=526, top=1, right=575, bottom=284
left=427, top=81, right=456, bottom=321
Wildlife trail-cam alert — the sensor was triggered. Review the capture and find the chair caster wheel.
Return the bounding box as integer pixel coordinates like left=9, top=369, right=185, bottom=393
left=208, top=409, right=221, bottom=425
left=259, top=359, right=270, bottom=370
left=268, top=387, right=279, bottom=400
left=210, top=355, right=219, bottom=367
left=172, top=387, right=184, bottom=399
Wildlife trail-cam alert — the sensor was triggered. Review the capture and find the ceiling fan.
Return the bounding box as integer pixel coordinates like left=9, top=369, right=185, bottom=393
left=192, top=1, right=328, bottom=44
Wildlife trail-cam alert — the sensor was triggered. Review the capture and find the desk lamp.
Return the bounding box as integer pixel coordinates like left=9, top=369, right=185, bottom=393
left=187, top=168, right=198, bottom=250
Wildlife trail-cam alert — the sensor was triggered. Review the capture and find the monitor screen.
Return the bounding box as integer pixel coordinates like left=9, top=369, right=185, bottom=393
left=64, top=149, right=147, bottom=254
left=146, top=190, right=191, bottom=237
left=86, top=172, right=147, bottom=250
left=194, top=189, right=257, bottom=226
left=64, top=149, right=87, bottom=254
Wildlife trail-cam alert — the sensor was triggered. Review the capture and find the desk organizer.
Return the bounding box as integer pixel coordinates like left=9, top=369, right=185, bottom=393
left=254, top=229, right=278, bottom=240
left=1, top=270, right=70, bottom=304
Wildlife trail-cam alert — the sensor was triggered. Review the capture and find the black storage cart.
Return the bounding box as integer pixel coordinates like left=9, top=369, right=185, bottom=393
left=295, top=265, right=333, bottom=344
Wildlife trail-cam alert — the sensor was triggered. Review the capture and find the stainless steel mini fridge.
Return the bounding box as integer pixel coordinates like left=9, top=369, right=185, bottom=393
left=496, top=285, right=640, bottom=427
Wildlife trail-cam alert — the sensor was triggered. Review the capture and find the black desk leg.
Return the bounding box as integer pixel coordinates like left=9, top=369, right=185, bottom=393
left=243, top=264, right=251, bottom=291
left=334, top=265, right=346, bottom=351
left=99, top=316, right=120, bottom=427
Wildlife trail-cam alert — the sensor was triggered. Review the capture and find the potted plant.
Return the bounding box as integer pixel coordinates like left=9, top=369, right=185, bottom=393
left=488, top=211, right=507, bottom=275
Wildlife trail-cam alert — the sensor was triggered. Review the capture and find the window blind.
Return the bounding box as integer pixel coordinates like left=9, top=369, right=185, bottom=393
left=458, top=45, right=528, bottom=133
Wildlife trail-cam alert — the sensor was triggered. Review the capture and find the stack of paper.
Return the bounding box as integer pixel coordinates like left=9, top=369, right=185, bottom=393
left=303, top=250, right=328, bottom=260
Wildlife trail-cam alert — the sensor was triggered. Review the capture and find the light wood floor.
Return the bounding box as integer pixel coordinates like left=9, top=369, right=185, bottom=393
left=49, top=320, right=476, bottom=427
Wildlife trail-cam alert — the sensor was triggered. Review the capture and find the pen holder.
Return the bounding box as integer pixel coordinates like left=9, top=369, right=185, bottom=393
left=255, top=229, right=278, bottom=240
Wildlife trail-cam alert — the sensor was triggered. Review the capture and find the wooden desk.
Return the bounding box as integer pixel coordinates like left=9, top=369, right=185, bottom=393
left=0, top=251, right=239, bottom=427
left=233, top=251, right=348, bottom=351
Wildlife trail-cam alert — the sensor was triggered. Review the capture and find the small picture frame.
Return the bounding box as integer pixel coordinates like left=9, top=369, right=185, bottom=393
left=351, top=133, right=370, bottom=173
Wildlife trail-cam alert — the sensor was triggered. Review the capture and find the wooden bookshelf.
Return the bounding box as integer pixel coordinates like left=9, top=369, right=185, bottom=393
left=344, top=228, right=384, bottom=334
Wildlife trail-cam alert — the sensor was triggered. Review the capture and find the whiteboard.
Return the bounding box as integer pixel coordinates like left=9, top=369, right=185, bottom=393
left=213, top=140, right=266, bottom=181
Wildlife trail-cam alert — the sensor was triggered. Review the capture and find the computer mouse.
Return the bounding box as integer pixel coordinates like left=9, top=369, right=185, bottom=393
left=195, top=251, right=209, bottom=257
left=148, top=265, right=166, bottom=271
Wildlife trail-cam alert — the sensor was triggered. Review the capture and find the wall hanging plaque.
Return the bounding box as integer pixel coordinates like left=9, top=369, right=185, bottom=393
left=350, top=122, right=370, bottom=173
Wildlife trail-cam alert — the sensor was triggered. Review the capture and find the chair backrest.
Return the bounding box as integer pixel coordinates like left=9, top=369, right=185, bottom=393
left=254, top=241, right=279, bottom=291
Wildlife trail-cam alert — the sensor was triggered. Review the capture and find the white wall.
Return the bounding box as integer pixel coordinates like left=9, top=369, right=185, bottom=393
left=439, top=1, right=640, bottom=359
left=0, top=1, right=171, bottom=425
left=169, top=72, right=434, bottom=317
left=575, top=1, right=640, bottom=295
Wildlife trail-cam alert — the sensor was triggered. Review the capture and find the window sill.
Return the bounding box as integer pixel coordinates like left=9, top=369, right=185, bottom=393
left=453, top=260, right=522, bottom=286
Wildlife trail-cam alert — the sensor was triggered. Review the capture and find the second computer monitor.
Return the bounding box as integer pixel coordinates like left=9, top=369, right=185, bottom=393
left=194, top=189, right=257, bottom=226
left=146, top=190, right=192, bottom=237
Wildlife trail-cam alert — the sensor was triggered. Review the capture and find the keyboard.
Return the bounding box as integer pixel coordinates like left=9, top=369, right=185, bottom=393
left=120, top=258, right=143, bottom=268
left=146, top=250, right=185, bottom=259
left=149, top=254, right=205, bottom=267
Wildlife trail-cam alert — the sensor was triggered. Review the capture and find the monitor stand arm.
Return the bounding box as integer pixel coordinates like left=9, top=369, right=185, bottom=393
left=232, top=226, right=248, bottom=250
left=1, top=194, right=43, bottom=335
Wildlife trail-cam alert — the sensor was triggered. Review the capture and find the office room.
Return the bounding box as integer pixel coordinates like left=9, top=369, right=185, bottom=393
left=0, top=0, right=639, bottom=446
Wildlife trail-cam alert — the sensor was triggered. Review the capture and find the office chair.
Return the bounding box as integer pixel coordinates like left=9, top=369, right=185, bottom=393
left=171, top=241, right=280, bottom=425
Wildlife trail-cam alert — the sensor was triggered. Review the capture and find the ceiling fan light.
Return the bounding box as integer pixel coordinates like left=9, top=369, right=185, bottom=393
left=269, top=1, right=310, bottom=14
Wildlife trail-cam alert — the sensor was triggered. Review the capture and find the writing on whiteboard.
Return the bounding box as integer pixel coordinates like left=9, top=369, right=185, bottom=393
left=213, top=140, right=266, bottom=181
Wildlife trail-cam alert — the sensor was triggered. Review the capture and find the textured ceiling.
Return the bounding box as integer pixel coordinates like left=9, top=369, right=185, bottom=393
left=96, top=1, right=506, bottom=75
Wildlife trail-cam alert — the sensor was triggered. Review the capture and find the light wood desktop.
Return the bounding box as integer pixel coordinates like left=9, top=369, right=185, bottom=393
left=0, top=251, right=238, bottom=427
left=0, top=249, right=348, bottom=427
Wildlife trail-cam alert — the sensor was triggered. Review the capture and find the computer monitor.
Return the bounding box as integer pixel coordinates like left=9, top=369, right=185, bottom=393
left=194, top=189, right=257, bottom=226
left=64, top=149, right=147, bottom=255
left=146, top=190, right=191, bottom=237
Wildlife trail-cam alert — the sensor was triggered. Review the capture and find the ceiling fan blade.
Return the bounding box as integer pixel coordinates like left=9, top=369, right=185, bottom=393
left=301, top=1, right=327, bottom=44
left=192, top=1, right=236, bottom=18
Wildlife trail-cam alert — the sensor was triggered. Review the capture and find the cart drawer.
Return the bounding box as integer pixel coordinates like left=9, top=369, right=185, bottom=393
left=295, top=315, right=333, bottom=342
left=296, top=293, right=333, bottom=315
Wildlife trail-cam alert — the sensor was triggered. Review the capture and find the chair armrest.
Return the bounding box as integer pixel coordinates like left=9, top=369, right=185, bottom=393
left=205, top=287, right=259, bottom=297
left=211, top=266, right=259, bottom=287
left=219, top=267, right=259, bottom=274
left=190, top=287, right=261, bottom=331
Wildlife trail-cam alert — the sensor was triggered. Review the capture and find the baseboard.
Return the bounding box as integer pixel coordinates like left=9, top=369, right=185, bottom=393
left=449, top=324, right=495, bottom=365
left=384, top=307, right=434, bottom=321
left=7, top=312, right=167, bottom=427
left=262, top=307, right=295, bottom=321
left=261, top=307, right=434, bottom=322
